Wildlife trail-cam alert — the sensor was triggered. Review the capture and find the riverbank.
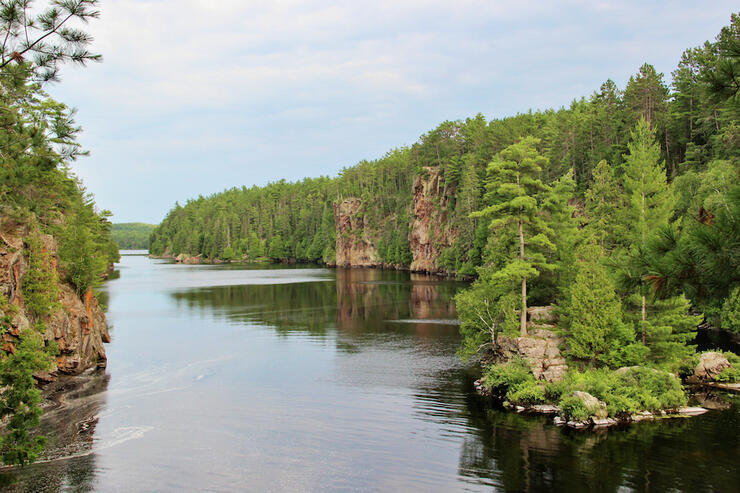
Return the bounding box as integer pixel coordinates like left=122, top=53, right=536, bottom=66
left=472, top=349, right=740, bottom=431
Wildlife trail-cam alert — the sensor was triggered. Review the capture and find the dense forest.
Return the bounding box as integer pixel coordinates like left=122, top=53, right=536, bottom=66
left=152, top=14, right=740, bottom=423
left=152, top=14, right=739, bottom=333
left=112, top=223, right=156, bottom=250
left=0, top=0, right=118, bottom=466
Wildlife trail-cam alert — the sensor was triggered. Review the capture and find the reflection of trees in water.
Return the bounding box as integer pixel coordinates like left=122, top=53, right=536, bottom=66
left=170, top=268, right=461, bottom=340
left=0, top=371, right=109, bottom=492
left=454, top=390, right=740, bottom=492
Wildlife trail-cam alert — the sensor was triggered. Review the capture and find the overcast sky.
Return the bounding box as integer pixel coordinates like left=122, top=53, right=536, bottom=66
left=46, top=1, right=737, bottom=224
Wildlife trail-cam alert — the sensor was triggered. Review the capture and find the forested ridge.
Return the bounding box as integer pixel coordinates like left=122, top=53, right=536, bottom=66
left=112, top=223, right=156, bottom=250
left=152, top=14, right=740, bottom=423
left=152, top=14, right=739, bottom=334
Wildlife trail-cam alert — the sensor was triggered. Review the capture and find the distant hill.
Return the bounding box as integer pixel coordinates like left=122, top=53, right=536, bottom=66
left=112, top=223, right=157, bottom=250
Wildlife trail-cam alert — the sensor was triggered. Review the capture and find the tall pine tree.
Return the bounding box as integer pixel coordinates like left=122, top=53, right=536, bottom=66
left=472, top=136, right=555, bottom=336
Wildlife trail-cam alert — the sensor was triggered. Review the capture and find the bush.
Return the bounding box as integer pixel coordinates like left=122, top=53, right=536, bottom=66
left=507, top=380, right=546, bottom=406
left=553, top=366, right=687, bottom=418
left=715, top=366, right=740, bottom=383
left=22, top=233, right=60, bottom=318
left=484, top=358, right=535, bottom=397
left=721, top=287, right=740, bottom=333
left=559, top=395, right=591, bottom=421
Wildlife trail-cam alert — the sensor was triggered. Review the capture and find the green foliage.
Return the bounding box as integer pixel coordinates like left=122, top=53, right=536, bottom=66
left=715, top=366, right=740, bottom=383
left=56, top=202, right=115, bottom=295
left=585, top=160, right=624, bottom=251
left=506, top=380, right=547, bottom=406
left=621, top=118, right=674, bottom=249
left=0, top=0, right=102, bottom=82
left=472, top=136, right=561, bottom=335
left=721, top=286, right=740, bottom=333
left=111, top=223, right=156, bottom=250
left=558, top=395, right=591, bottom=422
left=21, top=233, right=60, bottom=318
left=554, top=367, right=687, bottom=419
left=483, top=358, right=535, bottom=396
left=0, top=330, right=54, bottom=466
left=641, top=296, right=701, bottom=368
left=562, top=243, right=635, bottom=365
left=455, top=277, right=519, bottom=360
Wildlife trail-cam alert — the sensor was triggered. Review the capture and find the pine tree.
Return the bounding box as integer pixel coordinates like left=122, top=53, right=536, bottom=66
left=618, top=118, right=675, bottom=337
left=472, top=136, right=555, bottom=336
left=585, top=160, right=623, bottom=252
left=562, top=243, right=638, bottom=365
left=641, top=295, right=701, bottom=367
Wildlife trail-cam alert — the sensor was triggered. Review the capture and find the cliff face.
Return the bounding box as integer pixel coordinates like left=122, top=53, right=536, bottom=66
left=333, top=168, right=457, bottom=274
left=408, top=167, right=456, bottom=274
left=334, top=198, right=381, bottom=268
left=0, top=222, right=110, bottom=379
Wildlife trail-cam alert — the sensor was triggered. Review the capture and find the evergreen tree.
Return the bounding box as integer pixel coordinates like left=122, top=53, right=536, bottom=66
left=0, top=0, right=102, bottom=82
left=617, top=118, right=675, bottom=338
left=585, top=160, right=623, bottom=252
left=562, top=243, right=642, bottom=366
left=641, top=296, right=701, bottom=367
left=472, top=136, right=555, bottom=336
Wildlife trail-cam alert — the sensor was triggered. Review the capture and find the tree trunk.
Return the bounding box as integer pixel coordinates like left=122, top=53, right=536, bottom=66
left=519, top=217, right=527, bottom=336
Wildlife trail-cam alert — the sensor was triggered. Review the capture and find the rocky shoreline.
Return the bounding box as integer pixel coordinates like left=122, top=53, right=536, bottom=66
left=473, top=349, right=739, bottom=431
left=1, top=223, right=111, bottom=379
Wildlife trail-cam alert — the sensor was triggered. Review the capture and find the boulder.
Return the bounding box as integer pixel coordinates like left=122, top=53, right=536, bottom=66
left=675, top=406, right=708, bottom=416
left=495, top=329, right=568, bottom=382
left=473, top=378, right=492, bottom=397
left=694, top=352, right=731, bottom=381
left=591, top=417, right=617, bottom=427
left=530, top=404, right=560, bottom=414
left=571, top=391, right=608, bottom=419
left=527, top=306, right=557, bottom=323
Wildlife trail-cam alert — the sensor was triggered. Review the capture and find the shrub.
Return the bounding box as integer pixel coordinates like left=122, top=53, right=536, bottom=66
left=484, top=358, right=535, bottom=397
left=721, top=287, right=740, bottom=333
left=553, top=366, right=687, bottom=418
left=715, top=366, right=740, bottom=383
left=507, top=380, right=547, bottom=406
left=21, top=233, right=60, bottom=318
left=559, top=395, right=591, bottom=421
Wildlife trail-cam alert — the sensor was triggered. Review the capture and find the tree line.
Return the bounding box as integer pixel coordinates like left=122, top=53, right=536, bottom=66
left=152, top=14, right=739, bottom=339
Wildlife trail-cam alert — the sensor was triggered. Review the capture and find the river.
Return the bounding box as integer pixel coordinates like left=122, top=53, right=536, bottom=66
left=2, top=252, right=739, bottom=492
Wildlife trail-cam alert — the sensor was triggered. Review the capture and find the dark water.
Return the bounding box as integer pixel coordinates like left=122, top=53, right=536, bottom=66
left=2, top=253, right=739, bottom=492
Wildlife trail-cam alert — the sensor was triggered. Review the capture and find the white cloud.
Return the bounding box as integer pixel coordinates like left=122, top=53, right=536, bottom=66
left=44, top=0, right=738, bottom=222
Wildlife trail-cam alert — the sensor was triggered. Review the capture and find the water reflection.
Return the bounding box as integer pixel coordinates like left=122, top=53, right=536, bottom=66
left=170, top=267, right=461, bottom=341
left=453, top=386, right=740, bottom=492
left=5, top=258, right=738, bottom=492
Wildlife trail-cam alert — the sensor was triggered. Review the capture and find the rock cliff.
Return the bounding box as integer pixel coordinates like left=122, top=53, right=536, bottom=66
left=0, top=221, right=110, bottom=379
left=408, top=167, right=456, bottom=274
left=333, top=167, right=458, bottom=274
left=334, top=198, right=381, bottom=268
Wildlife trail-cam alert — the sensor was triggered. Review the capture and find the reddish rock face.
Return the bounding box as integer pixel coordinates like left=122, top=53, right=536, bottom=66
left=1, top=222, right=110, bottom=378
left=331, top=167, right=457, bottom=275
left=409, top=167, right=456, bottom=274
left=333, top=198, right=381, bottom=268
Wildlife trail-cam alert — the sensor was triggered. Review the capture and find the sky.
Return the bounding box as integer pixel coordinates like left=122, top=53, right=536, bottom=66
left=45, top=1, right=738, bottom=224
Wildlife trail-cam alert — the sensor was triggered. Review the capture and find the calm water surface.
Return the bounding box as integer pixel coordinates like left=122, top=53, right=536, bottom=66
left=2, top=252, right=739, bottom=492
